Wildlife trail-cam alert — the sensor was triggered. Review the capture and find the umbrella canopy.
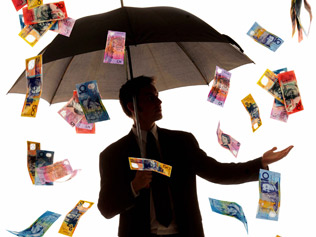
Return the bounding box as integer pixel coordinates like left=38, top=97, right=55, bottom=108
left=8, top=6, right=253, bottom=104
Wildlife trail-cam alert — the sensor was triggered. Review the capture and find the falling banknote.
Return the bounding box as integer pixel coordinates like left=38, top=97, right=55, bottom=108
left=27, top=0, right=43, bottom=9
left=129, top=157, right=172, bottom=177
left=36, top=159, right=80, bottom=184
left=209, top=198, right=248, bottom=233
left=11, top=0, right=27, bottom=11
left=247, top=22, right=284, bottom=52
left=27, top=141, right=41, bottom=184
left=76, top=80, right=110, bottom=123
left=241, top=94, right=262, bottom=132
left=58, top=90, right=85, bottom=127
left=207, top=66, right=231, bottom=107
left=50, top=17, right=76, bottom=37
left=19, top=21, right=55, bottom=47
left=257, top=69, right=283, bottom=103
left=34, top=150, right=54, bottom=186
left=59, top=200, right=94, bottom=237
left=278, top=70, right=303, bottom=114
left=270, top=99, right=288, bottom=123
left=7, top=210, right=61, bottom=237
left=256, top=169, right=281, bottom=221
left=216, top=122, right=240, bottom=157
left=104, top=30, right=126, bottom=64
left=291, top=0, right=312, bottom=42
left=21, top=55, right=42, bottom=117
left=23, top=1, right=67, bottom=25
left=75, top=116, right=96, bottom=134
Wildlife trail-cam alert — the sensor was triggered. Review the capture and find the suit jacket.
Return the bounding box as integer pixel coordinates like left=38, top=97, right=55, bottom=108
left=98, top=127, right=264, bottom=236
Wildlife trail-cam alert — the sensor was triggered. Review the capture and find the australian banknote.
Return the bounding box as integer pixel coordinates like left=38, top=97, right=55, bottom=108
left=104, top=30, right=126, bottom=64
left=216, top=122, right=240, bottom=157
left=291, top=0, right=312, bottom=42
left=129, top=157, right=172, bottom=177
left=257, top=69, right=283, bottom=103
left=21, top=55, right=42, bottom=117
left=58, top=90, right=85, bottom=127
left=7, top=210, right=61, bottom=237
left=19, top=21, right=54, bottom=47
left=241, top=94, right=262, bottom=132
left=76, top=80, right=110, bottom=123
left=75, top=116, right=95, bottom=134
left=207, top=66, right=231, bottom=107
left=12, top=0, right=27, bottom=11
left=270, top=99, right=288, bottom=123
left=209, top=198, right=248, bottom=233
left=58, top=200, right=94, bottom=236
left=247, top=22, right=284, bottom=52
left=278, top=70, right=303, bottom=114
left=34, top=150, right=54, bottom=185
left=256, top=169, right=281, bottom=221
left=27, top=0, right=43, bottom=9
left=50, top=17, right=76, bottom=37
left=23, top=1, right=67, bottom=25
left=27, top=141, right=41, bottom=184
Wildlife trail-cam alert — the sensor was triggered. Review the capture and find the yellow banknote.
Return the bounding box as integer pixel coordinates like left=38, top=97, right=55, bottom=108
left=129, top=157, right=172, bottom=177
left=257, top=69, right=284, bottom=103
left=241, top=94, right=262, bottom=132
left=27, top=0, right=43, bottom=9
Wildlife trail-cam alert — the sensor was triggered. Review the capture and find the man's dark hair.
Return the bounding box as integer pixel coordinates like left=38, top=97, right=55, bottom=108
left=119, top=76, right=155, bottom=117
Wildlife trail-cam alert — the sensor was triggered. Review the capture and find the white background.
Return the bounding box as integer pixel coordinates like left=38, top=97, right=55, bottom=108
left=0, top=0, right=315, bottom=236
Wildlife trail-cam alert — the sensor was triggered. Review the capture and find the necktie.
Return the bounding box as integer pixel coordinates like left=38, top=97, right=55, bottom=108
left=146, top=131, right=172, bottom=227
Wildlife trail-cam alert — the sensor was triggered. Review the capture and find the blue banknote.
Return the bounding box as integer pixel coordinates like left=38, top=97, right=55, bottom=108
left=209, top=198, right=248, bottom=233
left=7, top=210, right=61, bottom=237
left=34, top=150, right=54, bottom=186
left=76, top=80, right=110, bottom=123
left=256, top=169, right=281, bottom=221
left=247, top=22, right=284, bottom=52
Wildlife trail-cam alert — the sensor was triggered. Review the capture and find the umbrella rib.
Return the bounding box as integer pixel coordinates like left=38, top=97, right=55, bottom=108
left=176, top=42, right=209, bottom=85
left=49, top=56, right=75, bottom=104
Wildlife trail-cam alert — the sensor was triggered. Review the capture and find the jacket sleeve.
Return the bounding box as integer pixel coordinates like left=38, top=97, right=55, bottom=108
left=97, top=147, right=136, bottom=219
left=186, top=133, right=266, bottom=184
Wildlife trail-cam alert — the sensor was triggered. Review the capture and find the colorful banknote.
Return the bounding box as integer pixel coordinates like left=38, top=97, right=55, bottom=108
left=27, top=141, right=41, bottom=184
left=76, top=80, right=110, bottom=123
left=21, top=55, right=42, bottom=117
left=278, top=70, right=303, bottom=114
left=257, top=69, right=283, bottom=103
left=23, top=1, right=67, bottom=25
left=129, top=157, right=172, bottom=177
left=7, top=210, right=61, bottom=237
left=270, top=99, right=288, bottom=123
left=104, top=30, right=126, bottom=64
left=27, top=0, right=43, bottom=9
left=247, top=22, right=284, bottom=52
left=34, top=150, right=54, bottom=186
left=59, top=200, right=94, bottom=236
left=216, top=122, right=240, bottom=157
left=241, top=94, right=262, bottom=132
left=19, top=14, right=25, bottom=29
left=209, top=198, right=248, bottom=233
left=12, top=0, right=27, bottom=11
left=19, top=21, right=54, bottom=47
left=58, top=91, right=85, bottom=127
left=291, top=0, right=312, bottom=42
left=36, top=159, right=79, bottom=184
left=50, top=17, right=76, bottom=37
left=273, top=67, right=287, bottom=75
left=256, top=169, right=281, bottom=221
left=207, top=66, right=231, bottom=107
left=75, top=117, right=95, bottom=134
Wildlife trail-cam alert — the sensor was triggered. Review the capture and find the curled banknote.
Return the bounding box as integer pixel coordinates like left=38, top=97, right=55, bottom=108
left=291, top=0, right=312, bottom=42
left=270, top=99, right=288, bottom=123
left=27, top=141, right=41, bottom=184
left=216, top=122, right=240, bottom=157
left=256, top=169, right=281, bottom=221
left=58, top=90, right=84, bottom=127
left=241, top=94, right=262, bottom=132
left=129, top=157, right=172, bottom=177
left=247, top=22, right=284, bottom=52
left=257, top=69, right=283, bottom=103
left=207, top=66, right=231, bottom=107
left=50, top=17, right=76, bottom=37
left=21, top=55, right=42, bottom=117
left=7, top=210, right=61, bottom=237
left=76, top=80, right=110, bottom=123
left=19, top=21, right=54, bottom=47
left=36, top=159, right=80, bottom=184
left=209, top=198, right=248, bottom=233
left=34, top=150, right=54, bottom=186
left=59, top=200, right=94, bottom=237
left=278, top=70, right=303, bottom=114
left=104, top=30, right=126, bottom=64
left=23, top=1, right=67, bottom=25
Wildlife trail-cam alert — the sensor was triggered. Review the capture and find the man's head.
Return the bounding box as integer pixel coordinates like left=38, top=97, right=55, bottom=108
left=119, top=76, right=162, bottom=130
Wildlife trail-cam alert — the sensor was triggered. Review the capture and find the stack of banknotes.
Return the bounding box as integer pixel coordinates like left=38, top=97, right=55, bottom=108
left=12, top=1, right=76, bottom=46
